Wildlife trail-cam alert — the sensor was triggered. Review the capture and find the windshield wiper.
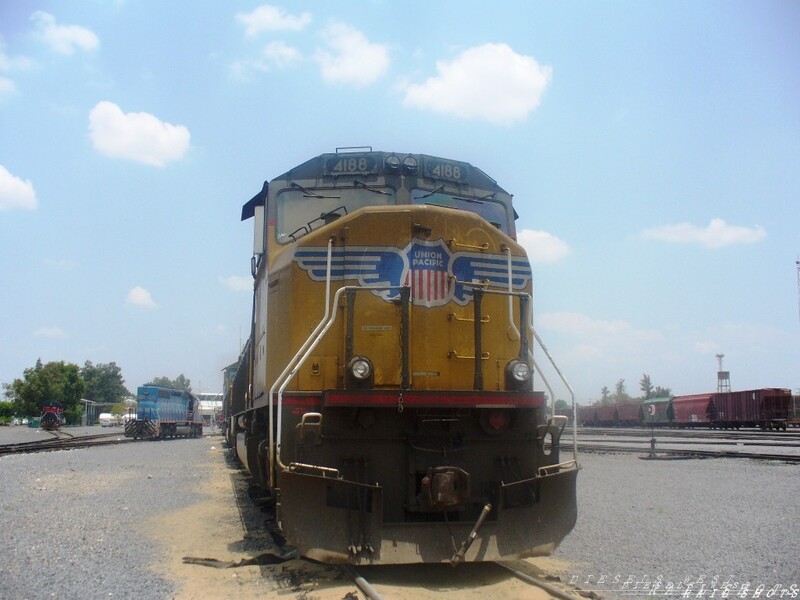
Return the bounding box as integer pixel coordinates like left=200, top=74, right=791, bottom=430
left=417, top=185, right=444, bottom=200
left=354, top=179, right=390, bottom=195
left=290, top=181, right=341, bottom=199
left=453, top=196, right=484, bottom=204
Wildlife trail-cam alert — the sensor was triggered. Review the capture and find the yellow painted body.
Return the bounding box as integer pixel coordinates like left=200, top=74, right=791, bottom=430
left=251, top=204, right=530, bottom=404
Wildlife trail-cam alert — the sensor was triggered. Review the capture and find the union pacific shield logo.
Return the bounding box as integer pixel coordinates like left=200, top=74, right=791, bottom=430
left=294, top=239, right=531, bottom=307
left=403, top=240, right=452, bottom=307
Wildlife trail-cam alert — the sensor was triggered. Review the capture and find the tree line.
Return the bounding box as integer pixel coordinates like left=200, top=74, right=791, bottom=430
left=1, top=359, right=193, bottom=425
left=595, top=373, right=672, bottom=405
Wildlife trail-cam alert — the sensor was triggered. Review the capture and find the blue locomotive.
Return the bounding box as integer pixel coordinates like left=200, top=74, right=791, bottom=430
left=124, top=386, right=203, bottom=439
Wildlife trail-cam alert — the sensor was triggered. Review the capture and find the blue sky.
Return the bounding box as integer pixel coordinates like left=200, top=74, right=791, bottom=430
left=1, top=1, right=798, bottom=401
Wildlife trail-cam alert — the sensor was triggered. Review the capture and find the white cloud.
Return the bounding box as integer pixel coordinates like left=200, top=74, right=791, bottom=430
left=31, top=11, right=99, bottom=55
left=0, top=165, right=37, bottom=210
left=33, top=326, right=67, bottom=339
left=402, top=43, right=552, bottom=126
left=219, top=275, right=252, bottom=292
left=314, top=22, right=389, bottom=87
left=44, top=258, right=78, bottom=270
left=517, top=229, right=571, bottom=264
left=231, top=41, right=302, bottom=79
left=89, top=101, right=191, bottom=167
left=534, top=312, right=666, bottom=398
left=0, top=76, right=15, bottom=96
left=641, top=218, right=766, bottom=249
left=691, top=322, right=790, bottom=359
left=263, top=41, right=302, bottom=68
left=0, top=38, right=34, bottom=98
left=0, top=40, right=34, bottom=72
left=237, top=5, right=311, bottom=37
left=537, top=312, right=662, bottom=342
left=126, top=286, right=158, bottom=309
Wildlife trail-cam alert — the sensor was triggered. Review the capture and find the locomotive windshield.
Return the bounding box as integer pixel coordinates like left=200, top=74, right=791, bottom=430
left=411, top=188, right=509, bottom=233
left=276, top=184, right=396, bottom=243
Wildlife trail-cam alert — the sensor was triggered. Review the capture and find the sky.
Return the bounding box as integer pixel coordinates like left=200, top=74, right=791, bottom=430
left=1, top=1, right=798, bottom=402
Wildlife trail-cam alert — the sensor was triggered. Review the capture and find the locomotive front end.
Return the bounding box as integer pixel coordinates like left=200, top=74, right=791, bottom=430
left=233, top=150, right=578, bottom=564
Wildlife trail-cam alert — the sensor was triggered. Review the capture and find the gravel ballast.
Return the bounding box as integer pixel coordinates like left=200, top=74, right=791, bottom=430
left=1, top=430, right=797, bottom=599
left=0, top=435, right=213, bottom=600
left=554, top=452, right=800, bottom=598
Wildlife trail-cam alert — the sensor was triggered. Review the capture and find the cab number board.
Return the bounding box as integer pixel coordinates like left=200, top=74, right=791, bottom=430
left=423, top=159, right=468, bottom=182
left=324, top=155, right=378, bottom=176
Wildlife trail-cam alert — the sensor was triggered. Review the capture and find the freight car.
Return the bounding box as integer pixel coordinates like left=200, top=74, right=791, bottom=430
left=668, top=393, right=714, bottom=427
left=576, top=389, right=791, bottom=430
left=709, top=388, right=790, bottom=430
left=40, top=402, right=64, bottom=431
left=790, top=394, right=800, bottom=428
left=226, top=148, right=578, bottom=565
left=594, top=401, right=642, bottom=427
left=576, top=404, right=598, bottom=427
left=639, top=397, right=672, bottom=427
left=124, top=386, right=203, bottom=439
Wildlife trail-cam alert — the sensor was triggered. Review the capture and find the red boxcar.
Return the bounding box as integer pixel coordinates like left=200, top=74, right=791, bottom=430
left=576, top=402, right=644, bottom=427
left=594, top=404, right=617, bottom=426
left=615, top=402, right=643, bottom=427
left=577, top=405, right=597, bottom=426
left=669, top=394, right=714, bottom=427
left=714, top=388, right=791, bottom=430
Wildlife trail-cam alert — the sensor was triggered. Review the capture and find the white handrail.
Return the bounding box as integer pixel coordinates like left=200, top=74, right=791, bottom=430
left=532, top=327, right=578, bottom=460
left=267, top=237, right=335, bottom=486
left=275, top=284, right=403, bottom=471
left=503, top=247, right=578, bottom=462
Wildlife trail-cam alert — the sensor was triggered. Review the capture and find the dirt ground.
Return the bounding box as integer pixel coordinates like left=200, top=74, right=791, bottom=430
left=148, top=439, right=579, bottom=600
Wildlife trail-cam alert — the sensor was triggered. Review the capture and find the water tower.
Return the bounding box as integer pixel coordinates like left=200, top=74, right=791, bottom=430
left=716, top=353, right=731, bottom=393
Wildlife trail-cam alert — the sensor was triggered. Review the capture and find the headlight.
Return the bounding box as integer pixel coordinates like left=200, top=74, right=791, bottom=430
left=505, top=359, right=532, bottom=390
left=384, top=154, right=401, bottom=172
left=402, top=155, right=419, bottom=174
left=349, top=357, right=372, bottom=380
left=510, top=360, right=530, bottom=382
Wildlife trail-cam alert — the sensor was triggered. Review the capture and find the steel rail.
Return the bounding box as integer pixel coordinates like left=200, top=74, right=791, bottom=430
left=577, top=443, right=800, bottom=462
left=340, top=564, right=384, bottom=600
left=0, top=434, right=135, bottom=456
left=575, top=426, right=800, bottom=440
left=496, top=562, right=584, bottom=600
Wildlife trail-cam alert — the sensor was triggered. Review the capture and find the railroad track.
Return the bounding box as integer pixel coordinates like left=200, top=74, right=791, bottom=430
left=577, top=426, right=800, bottom=442
left=576, top=442, right=800, bottom=463
left=560, top=426, right=800, bottom=462
left=46, top=428, right=74, bottom=439
left=0, top=432, right=133, bottom=456
left=340, top=561, right=584, bottom=600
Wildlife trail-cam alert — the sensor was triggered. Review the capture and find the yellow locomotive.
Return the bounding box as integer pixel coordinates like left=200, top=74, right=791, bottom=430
left=226, top=148, right=578, bottom=564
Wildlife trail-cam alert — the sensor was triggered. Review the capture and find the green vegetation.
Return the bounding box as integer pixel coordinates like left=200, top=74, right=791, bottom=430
left=144, top=374, right=192, bottom=392
left=0, top=401, right=15, bottom=425
left=2, top=359, right=131, bottom=424
left=594, top=373, right=672, bottom=405
left=82, top=361, right=130, bottom=405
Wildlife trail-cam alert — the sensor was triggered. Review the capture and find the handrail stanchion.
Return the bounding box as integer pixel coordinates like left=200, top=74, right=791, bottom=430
left=503, top=247, right=577, bottom=462
left=274, top=284, right=402, bottom=472
left=267, top=237, right=334, bottom=487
